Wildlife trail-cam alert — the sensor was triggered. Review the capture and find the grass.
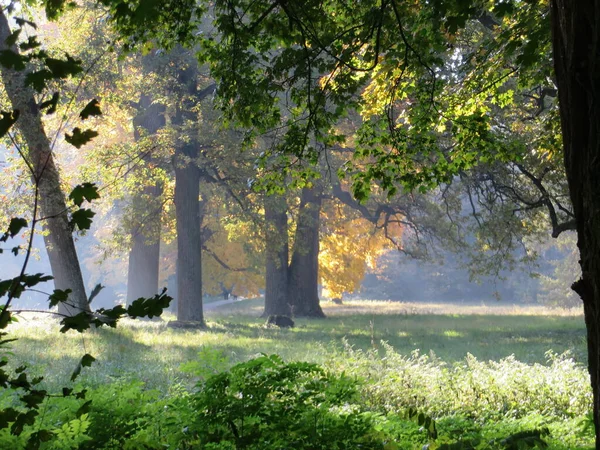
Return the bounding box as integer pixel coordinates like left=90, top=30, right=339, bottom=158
left=2, top=298, right=593, bottom=448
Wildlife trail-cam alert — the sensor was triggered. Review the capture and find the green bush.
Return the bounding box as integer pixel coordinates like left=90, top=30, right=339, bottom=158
left=183, top=354, right=391, bottom=449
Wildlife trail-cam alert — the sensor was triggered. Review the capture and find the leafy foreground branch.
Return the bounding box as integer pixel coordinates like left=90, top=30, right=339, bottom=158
left=0, top=211, right=172, bottom=448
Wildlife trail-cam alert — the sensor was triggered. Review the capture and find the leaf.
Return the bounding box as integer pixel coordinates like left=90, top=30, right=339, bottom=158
left=87, top=283, right=103, bottom=305
left=79, top=99, right=102, bottom=120
left=15, top=18, right=37, bottom=29
left=0, top=217, right=27, bottom=242
left=25, top=70, right=53, bottom=93
left=48, top=289, right=71, bottom=308
left=70, top=355, right=95, bottom=382
left=11, top=410, right=37, bottom=435
left=39, top=92, right=59, bottom=115
left=45, top=55, right=82, bottom=78
left=27, top=430, right=54, bottom=450
left=76, top=400, right=92, bottom=418
left=0, top=309, right=12, bottom=330
left=60, top=312, right=93, bottom=333
left=5, top=29, right=21, bottom=47
left=127, top=288, right=173, bottom=319
left=62, top=388, right=73, bottom=397
left=81, top=354, right=95, bottom=368
left=0, top=50, right=25, bottom=70
left=0, top=408, right=19, bottom=429
left=65, top=128, right=98, bottom=148
left=0, top=110, right=20, bottom=139
left=45, top=0, right=77, bottom=20
left=21, top=389, right=47, bottom=409
left=20, top=36, right=42, bottom=52
left=68, top=183, right=100, bottom=207
left=69, top=208, right=95, bottom=231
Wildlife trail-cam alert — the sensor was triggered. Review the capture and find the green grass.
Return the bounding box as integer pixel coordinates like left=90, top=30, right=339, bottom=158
left=2, top=299, right=593, bottom=448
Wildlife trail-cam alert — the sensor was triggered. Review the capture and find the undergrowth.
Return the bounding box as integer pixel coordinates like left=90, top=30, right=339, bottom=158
left=0, top=341, right=594, bottom=449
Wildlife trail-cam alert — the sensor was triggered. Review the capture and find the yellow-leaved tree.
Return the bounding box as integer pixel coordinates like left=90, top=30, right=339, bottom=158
left=319, top=200, right=402, bottom=301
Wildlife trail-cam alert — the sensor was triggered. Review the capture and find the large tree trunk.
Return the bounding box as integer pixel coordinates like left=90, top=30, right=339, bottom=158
left=0, top=10, right=89, bottom=316
left=174, top=147, right=203, bottom=324
left=126, top=93, right=165, bottom=304
left=263, top=194, right=291, bottom=316
left=126, top=184, right=162, bottom=303
left=172, top=61, right=204, bottom=325
left=288, top=187, right=325, bottom=318
left=551, top=1, right=600, bottom=445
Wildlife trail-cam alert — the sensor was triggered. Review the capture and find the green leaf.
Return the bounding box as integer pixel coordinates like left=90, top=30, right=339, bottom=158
left=0, top=408, right=19, bottom=429
left=5, top=29, right=21, bottom=47
left=45, top=55, right=82, bottom=78
left=69, top=208, right=95, bottom=231
left=68, top=183, right=100, bottom=207
left=39, top=92, right=59, bottom=115
left=45, top=0, right=77, bottom=20
left=81, top=354, right=95, bottom=368
left=60, top=312, right=93, bottom=333
left=127, top=288, right=172, bottom=319
left=21, top=389, right=47, bottom=409
left=0, top=50, right=25, bottom=70
left=27, top=430, right=54, bottom=450
left=70, top=354, right=95, bottom=382
left=79, top=99, right=102, bottom=120
left=87, top=283, right=103, bottom=304
left=48, top=289, right=71, bottom=308
left=11, top=410, right=37, bottom=435
left=65, top=128, right=98, bottom=148
left=20, top=36, right=42, bottom=52
left=76, top=400, right=92, bottom=418
left=0, top=217, right=27, bottom=242
left=15, top=18, right=37, bottom=29
left=25, top=70, right=53, bottom=93
left=0, top=110, right=20, bottom=139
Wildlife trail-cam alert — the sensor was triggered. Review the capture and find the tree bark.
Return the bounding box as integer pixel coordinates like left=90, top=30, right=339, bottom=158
left=172, top=62, right=204, bottom=325
left=263, top=194, right=291, bottom=316
left=126, top=184, right=162, bottom=303
left=288, top=187, right=325, bottom=318
left=174, top=147, right=203, bottom=324
left=126, top=94, right=165, bottom=304
left=551, top=1, right=600, bottom=446
left=0, top=10, right=89, bottom=316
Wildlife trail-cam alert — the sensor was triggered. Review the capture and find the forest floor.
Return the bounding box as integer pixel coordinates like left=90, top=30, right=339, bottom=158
left=3, top=299, right=593, bottom=448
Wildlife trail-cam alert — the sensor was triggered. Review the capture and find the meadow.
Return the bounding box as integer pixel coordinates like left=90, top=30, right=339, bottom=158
left=1, top=299, right=593, bottom=449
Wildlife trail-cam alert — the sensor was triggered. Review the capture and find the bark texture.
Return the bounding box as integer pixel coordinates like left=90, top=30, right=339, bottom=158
left=126, top=94, right=165, bottom=304
left=0, top=10, right=89, bottom=316
left=288, top=187, right=325, bottom=317
left=551, top=1, right=600, bottom=446
left=172, top=63, right=204, bottom=325
left=263, top=194, right=291, bottom=316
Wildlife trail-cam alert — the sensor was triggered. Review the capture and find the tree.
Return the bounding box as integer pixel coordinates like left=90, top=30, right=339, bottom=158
left=550, top=1, right=600, bottom=443
left=0, top=9, right=91, bottom=316
left=126, top=90, right=166, bottom=304
left=32, top=0, right=600, bottom=443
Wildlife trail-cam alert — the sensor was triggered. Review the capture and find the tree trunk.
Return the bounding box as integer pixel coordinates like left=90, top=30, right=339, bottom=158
left=174, top=146, right=203, bottom=324
left=288, top=187, right=325, bottom=318
left=263, top=194, right=291, bottom=316
left=551, top=1, right=600, bottom=446
left=126, top=93, right=165, bottom=304
left=0, top=10, right=89, bottom=316
left=126, top=185, right=162, bottom=303
left=172, top=61, right=204, bottom=325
